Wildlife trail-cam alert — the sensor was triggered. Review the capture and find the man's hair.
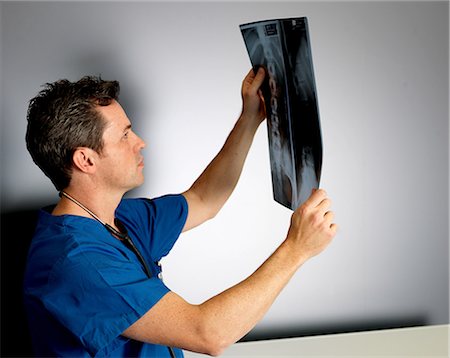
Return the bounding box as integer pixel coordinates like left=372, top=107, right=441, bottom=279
left=26, top=76, right=120, bottom=191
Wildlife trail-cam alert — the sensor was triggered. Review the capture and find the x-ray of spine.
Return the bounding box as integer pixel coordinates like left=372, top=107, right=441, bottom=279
left=241, top=18, right=322, bottom=210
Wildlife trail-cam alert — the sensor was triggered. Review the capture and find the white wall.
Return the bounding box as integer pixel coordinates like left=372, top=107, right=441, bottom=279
left=1, top=1, right=448, bottom=338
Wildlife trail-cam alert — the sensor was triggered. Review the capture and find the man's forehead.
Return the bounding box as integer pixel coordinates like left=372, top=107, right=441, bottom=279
left=97, top=100, right=131, bottom=129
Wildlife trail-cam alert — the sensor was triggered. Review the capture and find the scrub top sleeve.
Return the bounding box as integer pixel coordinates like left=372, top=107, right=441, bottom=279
left=149, top=194, right=188, bottom=258
left=118, top=194, right=188, bottom=260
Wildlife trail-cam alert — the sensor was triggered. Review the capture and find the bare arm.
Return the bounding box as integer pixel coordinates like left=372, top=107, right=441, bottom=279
left=182, top=68, right=266, bottom=231
left=123, top=189, right=338, bottom=356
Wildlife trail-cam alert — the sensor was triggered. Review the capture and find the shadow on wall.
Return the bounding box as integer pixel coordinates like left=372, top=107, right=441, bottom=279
left=0, top=207, right=430, bottom=356
left=1, top=207, right=39, bottom=357
left=241, top=316, right=429, bottom=343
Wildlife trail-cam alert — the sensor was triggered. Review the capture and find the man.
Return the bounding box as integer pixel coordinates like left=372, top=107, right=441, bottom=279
left=24, top=68, right=337, bottom=357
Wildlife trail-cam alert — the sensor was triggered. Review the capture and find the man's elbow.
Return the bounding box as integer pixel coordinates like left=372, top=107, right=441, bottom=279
left=195, top=321, right=233, bottom=356
left=199, top=335, right=229, bottom=357
left=206, top=205, right=220, bottom=221
left=197, top=194, right=223, bottom=222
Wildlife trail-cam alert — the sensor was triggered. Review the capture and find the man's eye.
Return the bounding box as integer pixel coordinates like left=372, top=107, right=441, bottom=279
left=123, top=132, right=129, bottom=138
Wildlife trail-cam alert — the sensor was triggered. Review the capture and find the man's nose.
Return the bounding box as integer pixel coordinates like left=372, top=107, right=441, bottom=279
left=135, top=133, right=146, bottom=150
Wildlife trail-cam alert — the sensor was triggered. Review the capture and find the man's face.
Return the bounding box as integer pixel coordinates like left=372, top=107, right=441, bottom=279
left=94, top=100, right=146, bottom=193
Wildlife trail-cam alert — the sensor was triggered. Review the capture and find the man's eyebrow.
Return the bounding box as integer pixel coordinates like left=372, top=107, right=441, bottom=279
left=123, top=124, right=132, bottom=132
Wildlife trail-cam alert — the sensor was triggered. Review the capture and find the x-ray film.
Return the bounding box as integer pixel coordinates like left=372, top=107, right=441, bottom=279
left=240, top=17, right=323, bottom=210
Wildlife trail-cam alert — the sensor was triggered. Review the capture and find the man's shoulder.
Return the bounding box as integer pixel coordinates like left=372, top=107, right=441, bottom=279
left=118, top=194, right=187, bottom=212
left=117, top=194, right=188, bottom=232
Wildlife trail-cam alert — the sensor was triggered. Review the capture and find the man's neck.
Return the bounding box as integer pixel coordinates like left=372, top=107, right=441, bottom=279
left=53, top=187, right=124, bottom=228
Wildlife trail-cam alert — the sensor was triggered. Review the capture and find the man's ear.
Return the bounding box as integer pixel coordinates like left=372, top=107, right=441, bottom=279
left=72, top=147, right=97, bottom=173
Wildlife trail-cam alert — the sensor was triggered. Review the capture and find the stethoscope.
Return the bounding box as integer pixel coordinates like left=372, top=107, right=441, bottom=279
left=59, top=191, right=177, bottom=358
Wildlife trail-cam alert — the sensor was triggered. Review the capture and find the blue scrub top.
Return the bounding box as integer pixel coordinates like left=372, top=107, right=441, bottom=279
left=24, top=194, right=188, bottom=357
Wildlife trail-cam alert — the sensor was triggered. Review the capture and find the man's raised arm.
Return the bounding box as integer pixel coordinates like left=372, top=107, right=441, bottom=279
left=182, top=67, right=266, bottom=232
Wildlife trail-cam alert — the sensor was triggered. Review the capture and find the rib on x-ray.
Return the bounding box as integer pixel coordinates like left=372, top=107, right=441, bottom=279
left=240, top=17, right=323, bottom=210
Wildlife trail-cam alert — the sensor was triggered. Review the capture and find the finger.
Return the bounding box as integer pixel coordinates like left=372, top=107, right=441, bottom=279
left=323, top=210, right=334, bottom=224
left=244, top=67, right=265, bottom=93
left=244, top=68, right=256, bottom=82
left=251, top=67, right=265, bottom=90
left=329, top=223, right=339, bottom=235
left=303, top=188, right=327, bottom=208
left=242, top=69, right=256, bottom=95
left=317, top=197, right=332, bottom=213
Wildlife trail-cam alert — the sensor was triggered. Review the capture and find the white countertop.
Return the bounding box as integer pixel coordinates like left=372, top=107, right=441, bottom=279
left=185, top=324, right=449, bottom=357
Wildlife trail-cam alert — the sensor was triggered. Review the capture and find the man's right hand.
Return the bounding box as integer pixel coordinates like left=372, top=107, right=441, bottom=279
left=286, top=188, right=338, bottom=264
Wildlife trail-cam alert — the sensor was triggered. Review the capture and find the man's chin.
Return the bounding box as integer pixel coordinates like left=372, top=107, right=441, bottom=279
left=124, top=175, right=145, bottom=193
left=136, top=174, right=146, bottom=188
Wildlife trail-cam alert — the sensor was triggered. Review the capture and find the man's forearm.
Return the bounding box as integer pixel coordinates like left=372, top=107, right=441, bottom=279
left=197, top=238, right=305, bottom=352
left=188, top=113, right=261, bottom=217
left=123, top=235, right=307, bottom=356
